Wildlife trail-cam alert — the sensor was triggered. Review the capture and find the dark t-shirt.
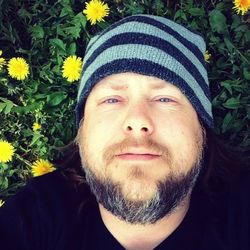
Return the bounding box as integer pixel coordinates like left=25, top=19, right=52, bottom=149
left=0, top=169, right=249, bottom=250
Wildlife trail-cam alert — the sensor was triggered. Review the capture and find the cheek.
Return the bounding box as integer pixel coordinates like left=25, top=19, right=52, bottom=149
left=92, top=116, right=118, bottom=138
left=82, top=113, right=122, bottom=157
left=156, top=113, right=203, bottom=162
left=174, top=124, right=203, bottom=166
left=157, top=109, right=201, bottom=137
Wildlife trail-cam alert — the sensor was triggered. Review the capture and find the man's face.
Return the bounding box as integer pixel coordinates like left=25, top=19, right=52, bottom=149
left=77, top=72, right=205, bottom=224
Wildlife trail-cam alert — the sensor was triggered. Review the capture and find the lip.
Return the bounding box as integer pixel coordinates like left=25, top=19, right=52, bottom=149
left=115, top=153, right=161, bottom=161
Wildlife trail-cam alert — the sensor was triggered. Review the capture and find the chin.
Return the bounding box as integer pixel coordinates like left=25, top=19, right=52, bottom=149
left=121, top=179, right=158, bottom=202
left=109, top=165, right=166, bottom=201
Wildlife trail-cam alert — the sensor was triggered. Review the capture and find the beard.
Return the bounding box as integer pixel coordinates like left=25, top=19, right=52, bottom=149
left=79, top=136, right=204, bottom=225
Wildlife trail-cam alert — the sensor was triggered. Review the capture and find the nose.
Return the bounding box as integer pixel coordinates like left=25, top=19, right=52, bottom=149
left=122, top=104, right=154, bottom=137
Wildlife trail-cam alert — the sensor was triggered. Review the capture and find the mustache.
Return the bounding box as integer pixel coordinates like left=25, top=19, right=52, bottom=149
left=103, top=137, right=172, bottom=165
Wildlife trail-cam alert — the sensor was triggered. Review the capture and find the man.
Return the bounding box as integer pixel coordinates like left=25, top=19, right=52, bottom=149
left=0, top=14, right=249, bottom=250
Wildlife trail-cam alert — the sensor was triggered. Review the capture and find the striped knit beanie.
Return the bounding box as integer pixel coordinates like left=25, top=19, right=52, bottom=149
left=76, top=14, right=213, bottom=128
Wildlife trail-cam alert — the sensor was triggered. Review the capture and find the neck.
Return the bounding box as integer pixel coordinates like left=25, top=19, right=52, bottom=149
left=99, top=195, right=191, bottom=250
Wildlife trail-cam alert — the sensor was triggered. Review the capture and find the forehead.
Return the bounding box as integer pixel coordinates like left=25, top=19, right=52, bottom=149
left=90, top=72, right=183, bottom=94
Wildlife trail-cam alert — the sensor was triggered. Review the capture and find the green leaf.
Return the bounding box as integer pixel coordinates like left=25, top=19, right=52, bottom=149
left=215, top=2, right=225, bottom=11
left=186, top=0, right=194, bottom=7
left=224, top=37, right=235, bottom=53
left=174, top=9, right=187, bottom=21
left=18, top=8, right=32, bottom=20
left=222, top=112, right=233, bottom=133
left=209, top=9, right=227, bottom=34
left=243, top=68, right=250, bottom=80
left=188, top=8, right=205, bottom=17
left=97, top=21, right=110, bottom=30
left=51, top=64, right=61, bottom=74
left=64, top=26, right=81, bottom=39
left=209, top=35, right=220, bottom=45
left=232, top=65, right=240, bottom=74
left=47, top=92, right=67, bottom=106
left=231, top=15, right=241, bottom=30
left=223, top=97, right=241, bottom=109
left=67, top=43, right=76, bottom=55
left=72, top=13, right=87, bottom=28
left=30, top=133, right=43, bottom=146
left=154, top=0, right=164, bottom=15
left=4, top=101, right=14, bottom=114
left=13, top=102, right=41, bottom=114
left=34, top=93, right=47, bottom=100
left=190, top=20, right=198, bottom=29
left=244, top=30, right=250, bottom=42
left=221, top=81, right=233, bottom=95
left=49, top=38, right=66, bottom=52
left=0, top=176, right=9, bottom=190
left=59, top=6, right=74, bottom=17
left=0, top=99, right=15, bottom=114
left=0, top=103, right=6, bottom=112
left=60, top=0, right=71, bottom=4
left=28, top=25, right=44, bottom=39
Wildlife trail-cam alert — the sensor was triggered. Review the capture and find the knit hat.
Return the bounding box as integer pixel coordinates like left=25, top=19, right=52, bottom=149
left=76, top=14, right=213, bottom=128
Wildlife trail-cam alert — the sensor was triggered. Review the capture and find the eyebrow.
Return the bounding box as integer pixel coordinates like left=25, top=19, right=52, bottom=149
left=108, top=82, right=128, bottom=90
left=150, top=81, right=169, bottom=89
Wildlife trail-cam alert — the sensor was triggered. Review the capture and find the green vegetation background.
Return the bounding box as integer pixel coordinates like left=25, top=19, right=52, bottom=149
left=0, top=0, right=250, bottom=200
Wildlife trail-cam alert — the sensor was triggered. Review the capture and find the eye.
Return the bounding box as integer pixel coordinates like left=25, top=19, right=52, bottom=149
left=103, top=98, right=120, bottom=104
left=157, top=97, right=173, bottom=103
left=98, top=95, right=124, bottom=106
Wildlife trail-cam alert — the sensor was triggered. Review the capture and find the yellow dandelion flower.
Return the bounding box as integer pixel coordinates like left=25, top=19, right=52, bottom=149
left=83, top=0, right=110, bottom=25
left=204, top=51, right=211, bottom=63
left=8, top=57, right=29, bottom=80
left=31, top=159, right=56, bottom=177
left=62, top=55, right=83, bottom=82
left=0, top=140, right=15, bottom=163
left=32, top=122, right=41, bottom=132
left=0, top=50, right=6, bottom=70
left=233, top=0, right=250, bottom=15
left=0, top=200, right=5, bottom=207
left=0, top=58, right=5, bottom=70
